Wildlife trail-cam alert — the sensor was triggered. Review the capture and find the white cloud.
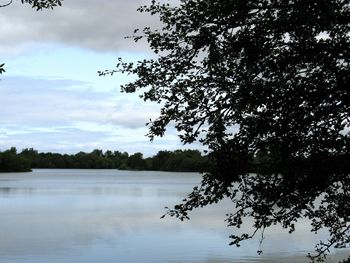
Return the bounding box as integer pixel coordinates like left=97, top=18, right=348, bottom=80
left=0, top=75, right=159, bottom=128
left=0, top=0, right=163, bottom=53
left=0, top=75, right=188, bottom=155
left=0, top=0, right=203, bottom=155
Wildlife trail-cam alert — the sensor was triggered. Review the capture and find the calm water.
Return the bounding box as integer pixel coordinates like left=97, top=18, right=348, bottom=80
left=0, top=169, right=348, bottom=263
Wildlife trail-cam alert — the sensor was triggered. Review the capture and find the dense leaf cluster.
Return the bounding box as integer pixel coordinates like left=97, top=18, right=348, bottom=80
left=0, top=147, right=208, bottom=172
left=102, top=0, right=350, bottom=262
left=0, top=148, right=31, bottom=172
left=20, top=0, right=62, bottom=10
left=0, top=0, right=62, bottom=10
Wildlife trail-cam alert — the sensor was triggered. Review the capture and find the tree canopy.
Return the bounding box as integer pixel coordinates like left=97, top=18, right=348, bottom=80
left=102, top=0, right=350, bottom=262
left=0, top=147, right=31, bottom=172
left=0, top=0, right=62, bottom=10
left=0, top=147, right=208, bottom=172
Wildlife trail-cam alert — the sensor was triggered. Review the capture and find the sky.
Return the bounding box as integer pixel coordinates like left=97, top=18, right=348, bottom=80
left=0, top=0, right=201, bottom=156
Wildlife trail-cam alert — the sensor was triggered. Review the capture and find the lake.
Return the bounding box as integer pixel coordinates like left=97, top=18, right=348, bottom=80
left=0, top=169, right=348, bottom=263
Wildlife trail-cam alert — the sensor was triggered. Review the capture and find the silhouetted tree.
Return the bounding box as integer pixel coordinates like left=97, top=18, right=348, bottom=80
left=151, top=150, right=172, bottom=170
left=20, top=148, right=39, bottom=167
left=0, top=0, right=62, bottom=10
left=127, top=152, right=148, bottom=170
left=111, top=151, right=129, bottom=169
left=0, top=148, right=31, bottom=172
left=102, top=0, right=350, bottom=262
left=6, top=148, right=206, bottom=172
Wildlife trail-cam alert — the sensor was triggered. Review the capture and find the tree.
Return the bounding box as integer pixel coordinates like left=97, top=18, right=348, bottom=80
left=0, top=0, right=62, bottom=10
left=101, top=0, right=350, bottom=262
left=127, top=152, right=148, bottom=170
left=151, top=150, right=172, bottom=170
left=19, top=148, right=39, bottom=167
left=0, top=148, right=31, bottom=172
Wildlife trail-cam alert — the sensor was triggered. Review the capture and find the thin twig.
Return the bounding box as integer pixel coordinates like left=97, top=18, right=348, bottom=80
left=0, top=0, right=13, bottom=8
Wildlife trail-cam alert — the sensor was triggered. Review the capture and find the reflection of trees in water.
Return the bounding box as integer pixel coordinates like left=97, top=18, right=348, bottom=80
left=0, top=187, right=35, bottom=195
left=109, top=1, right=350, bottom=262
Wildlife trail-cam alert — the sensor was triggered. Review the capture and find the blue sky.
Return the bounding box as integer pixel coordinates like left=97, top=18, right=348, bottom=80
left=0, top=0, right=199, bottom=156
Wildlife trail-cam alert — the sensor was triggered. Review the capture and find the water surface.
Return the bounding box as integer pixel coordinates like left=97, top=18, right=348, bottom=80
left=0, top=169, right=348, bottom=262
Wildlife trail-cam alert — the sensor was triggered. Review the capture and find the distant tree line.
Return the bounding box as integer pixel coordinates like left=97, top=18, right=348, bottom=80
left=0, top=147, right=210, bottom=173
left=0, top=148, right=31, bottom=172
left=0, top=147, right=279, bottom=174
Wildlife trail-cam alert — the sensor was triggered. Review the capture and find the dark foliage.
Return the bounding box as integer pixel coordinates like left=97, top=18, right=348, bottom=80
left=0, top=63, right=5, bottom=74
left=0, top=0, right=62, bottom=10
left=0, top=148, right=31, bottom=172
left=101, top=0, right=350, bottom=262
left=340, top=256, right=350, bottom=263
left=0, top=147, right=207, bottom=172
left=20, top=0, right=62, bottom=10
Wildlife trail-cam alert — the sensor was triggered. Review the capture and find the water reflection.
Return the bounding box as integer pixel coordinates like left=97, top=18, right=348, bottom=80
left=0, top=187, right=37, bottom=195
left=0, top=169, right=348, bottom=263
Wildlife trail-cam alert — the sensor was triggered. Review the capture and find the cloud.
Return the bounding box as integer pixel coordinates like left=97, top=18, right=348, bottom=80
left=0, top=75, right=181, bottom=155
left=0, top=0, right=204, bottom=155
left=0, top=0, right=164, bottom=53
left=0, top=75, right=159, bottom=129
left=0, top=122, right=188, bottom=156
